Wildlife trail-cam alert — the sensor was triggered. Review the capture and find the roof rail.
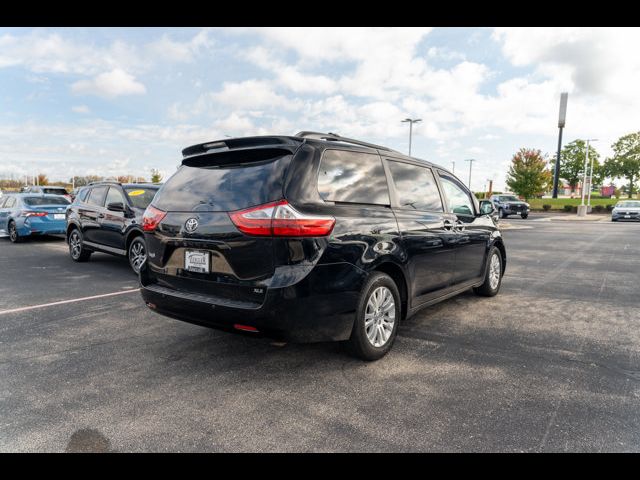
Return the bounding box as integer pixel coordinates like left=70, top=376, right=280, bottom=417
left=295, top=131, right=398, bottom=153
left=87, top=180, right=121, bottom=186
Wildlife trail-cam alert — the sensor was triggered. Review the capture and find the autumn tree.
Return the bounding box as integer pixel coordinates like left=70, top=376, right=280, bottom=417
left=603, top=131, right=640, bottom=198
left=37, top=173, right=49, bottom=185
left=505, top=148, right=553, bottom=201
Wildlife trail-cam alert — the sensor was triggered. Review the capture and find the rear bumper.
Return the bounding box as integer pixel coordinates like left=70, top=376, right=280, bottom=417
left=140, top=262, right=366, bottom=343
left=17, top=219, right=67, bottom=236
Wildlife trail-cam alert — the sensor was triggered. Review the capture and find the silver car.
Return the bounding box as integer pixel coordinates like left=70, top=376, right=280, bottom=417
left=611, top=200, right=640, bottom=221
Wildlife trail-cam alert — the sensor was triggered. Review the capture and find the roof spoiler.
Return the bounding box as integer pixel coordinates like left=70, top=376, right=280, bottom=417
left=182, top=136, right=299, bottom=158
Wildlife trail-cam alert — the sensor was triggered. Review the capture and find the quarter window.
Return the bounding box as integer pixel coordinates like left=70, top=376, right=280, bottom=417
left=317, top=150, right=390, bottom=205
left=387, top=161, right=443, bottom=211
left=439, top=174, right=475, bottom=216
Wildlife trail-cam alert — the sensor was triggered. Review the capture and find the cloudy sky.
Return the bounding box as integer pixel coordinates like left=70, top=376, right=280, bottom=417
left=1, top=27, right=638, bottom=190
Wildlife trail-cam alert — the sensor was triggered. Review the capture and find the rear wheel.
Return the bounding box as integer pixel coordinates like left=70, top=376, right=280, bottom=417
left=473, top=247, right=503, bottom=297
left=8, top=221, right=22, bottom=243
left=128, top=236, right=146, bottom=274
left=348, top=272, right=400, bottom=361
left=68, top=228, right=91, bottom=262
left=499, top=208, right=507, bottom=219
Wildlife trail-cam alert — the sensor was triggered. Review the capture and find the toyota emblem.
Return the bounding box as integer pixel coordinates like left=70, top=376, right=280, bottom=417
left=185, top=218, right=199, bottom=233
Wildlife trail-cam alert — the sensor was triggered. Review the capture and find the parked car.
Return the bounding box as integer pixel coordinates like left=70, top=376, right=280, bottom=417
left=0, top=193, right=70, bottom=242
left=611, top=200, right=640, bottom=221
left=490, top=194, right=530, bottom=219
left=21, top=185, right=73, bottom=203
left=139, top=132, right=506, bottom=360
left=65, top=182, right=161, bottom=273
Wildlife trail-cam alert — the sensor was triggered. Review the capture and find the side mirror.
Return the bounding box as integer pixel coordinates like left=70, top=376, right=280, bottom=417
left=107, top=201, right=125, bottom=212
left=479, top=200, right=495, bottom=216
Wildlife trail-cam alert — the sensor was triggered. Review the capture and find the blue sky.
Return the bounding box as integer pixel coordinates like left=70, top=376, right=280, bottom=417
left=1, top=27, right=639, bottom=190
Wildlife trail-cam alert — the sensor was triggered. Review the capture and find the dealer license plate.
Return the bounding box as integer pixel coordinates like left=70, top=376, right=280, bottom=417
left=184, top=250, right=210, bottom=274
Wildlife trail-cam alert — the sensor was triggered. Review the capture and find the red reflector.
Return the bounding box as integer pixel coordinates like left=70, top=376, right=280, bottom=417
left=229, top=200, right=335, bottom=237
left=234, top=324, right=259, bottom=332
left=22, top=211, right=48, bottom=217
left=142, top=205, right=167, bottom=232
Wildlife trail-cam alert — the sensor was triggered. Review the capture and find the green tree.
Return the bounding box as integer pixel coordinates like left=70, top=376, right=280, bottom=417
left=150, top=169, right=163, bottom=183
left=604, top=131, right=640, bottom=198
left=505, top=148, right=553, bottom=201
left=555, top=139, right=601, bottom=193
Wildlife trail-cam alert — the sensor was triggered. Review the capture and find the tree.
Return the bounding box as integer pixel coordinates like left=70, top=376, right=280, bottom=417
left=150, top=169, right=163, bottom=183
left=555, top=139, right=601, bottom=193
left=604, top=131, right=640, bottom=198
left=37, top=173, right=49, bottom=185
left=505, top=148, right=553, bottom=201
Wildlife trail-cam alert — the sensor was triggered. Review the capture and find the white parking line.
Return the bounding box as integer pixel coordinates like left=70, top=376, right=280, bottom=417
left=0, top=289, right=141, bottom=316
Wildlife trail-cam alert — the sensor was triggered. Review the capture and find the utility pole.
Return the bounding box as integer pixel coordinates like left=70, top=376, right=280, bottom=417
left=464, top=159, right=476, bottom=189
left=553, top=92, right=568, bottom=198
left=401, top=118, right=421, bottom=156
left=582, top=139, right=598, bottom=211
left=452, top=161, right=455, bottom=174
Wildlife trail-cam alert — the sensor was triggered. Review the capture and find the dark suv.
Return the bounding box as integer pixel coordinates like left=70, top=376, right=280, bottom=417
left=490, top=194, right=530, bottom=219
left=140, top=133, right=506, bottom=360
left=66, top=182, right=161, bottom=273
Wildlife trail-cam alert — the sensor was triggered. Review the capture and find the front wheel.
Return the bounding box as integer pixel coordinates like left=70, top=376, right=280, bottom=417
left=8, top=221, right=22, bottom=243
left=348, top=272, right=401, bottom=361
left=499, top=208, right=507, bottom=219
left=473, top=247, right=503, bottom=297
left=128, top=236, right=147, bottom=274
left=521, top=213, right=528, bottom=219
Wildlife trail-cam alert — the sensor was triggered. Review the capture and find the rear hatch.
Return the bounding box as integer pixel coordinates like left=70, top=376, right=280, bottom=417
left=143, top=145, right=297, bottom=306
left=22, top=197, right=69, bottom=222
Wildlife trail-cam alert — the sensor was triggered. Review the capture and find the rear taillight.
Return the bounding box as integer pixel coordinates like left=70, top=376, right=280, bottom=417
left=229, top=200, right=335, bottom=237
left=21, top=211, right=47, bottom=218
left=142, top=205, right=167, bottom=232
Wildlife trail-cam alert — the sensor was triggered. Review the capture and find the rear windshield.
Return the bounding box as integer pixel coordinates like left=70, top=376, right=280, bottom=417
left=125, top=187, right=158, bottom=209
left=43, top=188, right=69, bottom=195
left=23, top=196, right=70, bottom=206
left=153, top=154, right=291, bottom=212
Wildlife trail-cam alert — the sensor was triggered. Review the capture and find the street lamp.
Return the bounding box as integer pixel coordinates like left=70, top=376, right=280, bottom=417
left=401, top=118, right=421, bottom=156
left=581, top=139, right=598, bottom=208
left=463, top=158, right=476, bottom=189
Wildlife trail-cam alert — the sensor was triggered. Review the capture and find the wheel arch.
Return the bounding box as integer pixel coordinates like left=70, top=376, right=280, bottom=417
left=125, top=228, right=144, bottom=252
left=492, top=237, right=507, bottom=275
left=371, top=260, right=409, bottom=321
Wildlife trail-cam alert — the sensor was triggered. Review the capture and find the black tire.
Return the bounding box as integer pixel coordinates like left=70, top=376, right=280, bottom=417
left=473, top=246, right=503, bottom=297
left=348, top=272, right=401, bottom=361
left=68, top=228, right=91, bottom=262
left=8, top=221, right=22, bottom=243
left=128, top=236, right=147, bottom=274
left=521, top=213, right=528, bottom=219
left=611, top=218, right=617, bottom=222
left=499, top=208, right=507, bottom=219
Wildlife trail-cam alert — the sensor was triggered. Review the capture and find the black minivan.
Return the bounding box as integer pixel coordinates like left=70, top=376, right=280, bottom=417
left=140, top=132, right=505, bottom=360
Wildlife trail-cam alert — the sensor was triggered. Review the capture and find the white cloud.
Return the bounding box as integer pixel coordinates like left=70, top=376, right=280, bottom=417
left=71, top=69, right=146, bottom=98
left=71, top=105, right=90, bottom=114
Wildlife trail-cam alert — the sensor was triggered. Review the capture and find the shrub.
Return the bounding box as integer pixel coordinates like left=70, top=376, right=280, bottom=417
left=606, top=204, right=614, bottom=212
left=563, top=204, right=573, bottom=212
left=593, top=205, right=604, bottom=213
left=542, top=204, right=552, bottom=211
left=571, top=205, right=578, bottom=213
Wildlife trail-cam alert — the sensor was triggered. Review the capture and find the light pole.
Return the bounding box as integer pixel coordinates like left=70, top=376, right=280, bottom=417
left=581, top=139, right=598, bottom=207
left=553, top=92, right=569, bottom=198
left=585, top=139, right=598, bottom=210
left=452, top=161, right=455, bottom=174
left=464, top=158, right=476, bottom=189
left=401, top=118, right=421, bottom=156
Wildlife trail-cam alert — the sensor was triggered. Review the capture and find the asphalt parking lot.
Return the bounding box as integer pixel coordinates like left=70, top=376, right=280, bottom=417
left=1, top=219, right=639, bottom=452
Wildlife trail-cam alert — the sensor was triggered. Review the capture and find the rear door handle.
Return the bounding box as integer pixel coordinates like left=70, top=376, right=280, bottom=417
left=443, top=220, right=453, bottom=230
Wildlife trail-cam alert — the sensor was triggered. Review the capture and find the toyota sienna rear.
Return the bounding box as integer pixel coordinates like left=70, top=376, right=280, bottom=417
left=140, top=132, right=506, bottom=360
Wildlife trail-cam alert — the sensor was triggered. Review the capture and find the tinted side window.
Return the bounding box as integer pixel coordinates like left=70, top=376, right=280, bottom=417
left=86, top=186, right=107, bottom=207
left=77, top=188, right=90, bottom=203
left=317, top=150, right=390, bottom=205
left=387, top=161, right=443, bottom=211
left=439, top=174, right=475, bottom=216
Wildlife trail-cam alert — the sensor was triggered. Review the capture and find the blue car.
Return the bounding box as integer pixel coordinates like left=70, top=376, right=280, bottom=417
left=0, top=193, right=70, bottom=243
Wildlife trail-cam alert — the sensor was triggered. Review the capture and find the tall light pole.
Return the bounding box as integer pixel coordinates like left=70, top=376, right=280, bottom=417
left=582, top=138, right=598, bottom=209
left=553, top=92, right=569, bottom=198
left=452, top=161, right=455, bottom=174
left=464, top=158, right=476, bottom=189
left=401, top=118, right=421, bottom=156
